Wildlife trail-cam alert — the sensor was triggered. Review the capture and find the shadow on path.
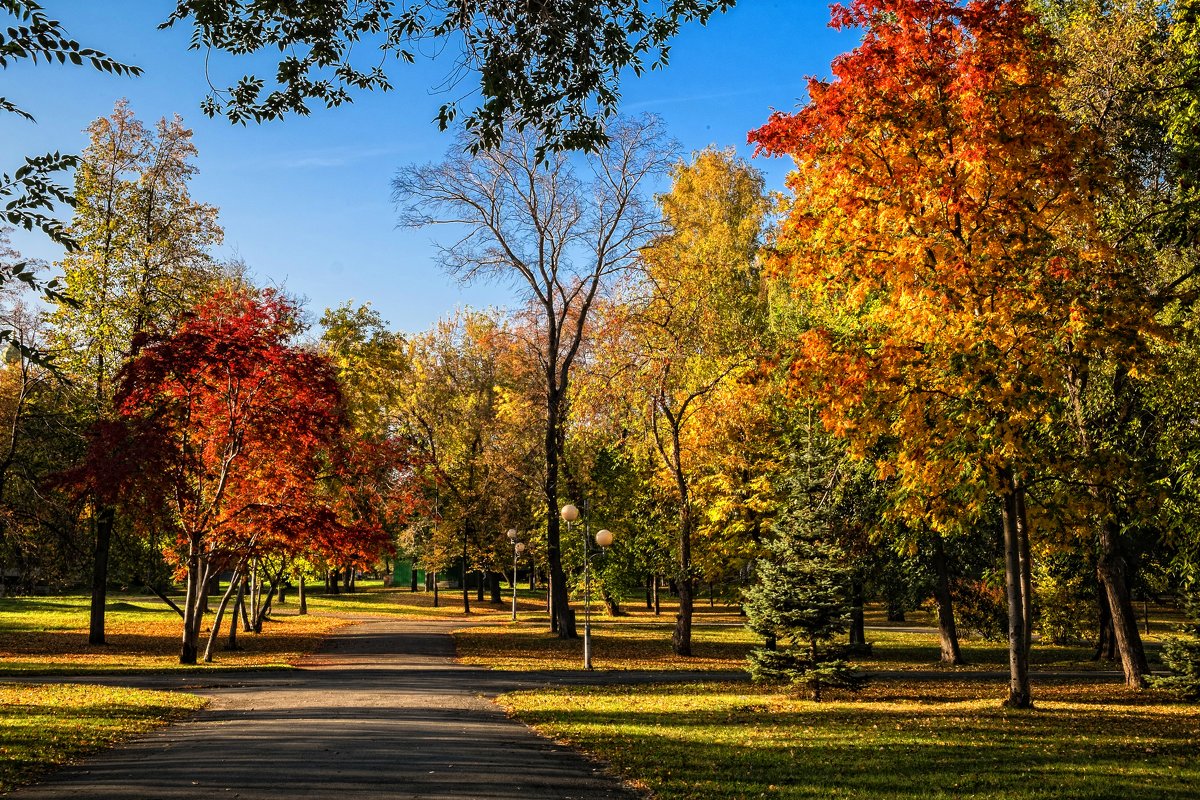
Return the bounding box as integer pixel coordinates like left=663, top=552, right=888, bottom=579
left=11, top=619, right=669, bottom=800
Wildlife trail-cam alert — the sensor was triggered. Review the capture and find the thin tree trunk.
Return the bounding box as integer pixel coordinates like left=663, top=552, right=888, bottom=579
left=930, top=535, right=965, bottom=665
left=179, top=536, right=203, bottom=664
left=461, top=550, right=471, bottom=615
left=1000, top=476, right=1032, bottom=709
left=653, top=574, right=661, bottom=616
left=546, top=386, right=575, bottom=639
left=410, top=565, right=419, bottom=592
left=602, top=586, right=622, bottom=616
left=88, top=505, right=115, bottom=645
left=238, top=575, right=250, bottom=633
left=204, top=569, right=241, bottom=662
left=669, top=419, right=694, bottom=657
left=477, top=570, right=485, bottom=602
left=1093, top=582, right=1114, bottom=661
left=488, top=571, right=502, bottom=604
left=228, top=578, right=244, bottom=650
left=1097, top=519, right=1149, bottom=687
left=146, top=583, right=185, bottom=618
left=298, top=574, right=307, bottom=615
left=256, top=594, right=273, bottom=630
left=250, top=559, right=260, bottom=623
left=203, top=570, right=220, bottom=613
left=1016, top=487, right=1034, bottom=658
left=849, top=580, right=867, bottom=647
left=645, top=574, right=653, bottom=609
left=253, top=563, right=287, bottom=631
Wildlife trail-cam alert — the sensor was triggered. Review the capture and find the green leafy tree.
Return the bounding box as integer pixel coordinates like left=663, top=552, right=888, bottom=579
left=0, top=1, right=140, bottom=342
left=163, top=0, right=732, bottom=155
left=621, top=147, right=770, bottom=655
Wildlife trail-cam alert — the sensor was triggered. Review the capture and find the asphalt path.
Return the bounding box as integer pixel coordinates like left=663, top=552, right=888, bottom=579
left=11, top=618, right=745, bottom=800
left=9, top=617, right=1130, bottom=799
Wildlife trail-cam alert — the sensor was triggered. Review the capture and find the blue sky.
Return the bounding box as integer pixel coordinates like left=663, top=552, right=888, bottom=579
left=4, top=2, right=856, bottom=334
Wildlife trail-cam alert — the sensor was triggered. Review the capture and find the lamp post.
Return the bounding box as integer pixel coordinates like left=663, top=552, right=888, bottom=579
left=507, top=528, right=525, bottom=622
left=560, top=502, right=614, bottom=670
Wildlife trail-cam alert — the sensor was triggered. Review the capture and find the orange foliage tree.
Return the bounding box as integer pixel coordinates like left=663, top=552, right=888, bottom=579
left=752, top=0, right=1151, bottom=706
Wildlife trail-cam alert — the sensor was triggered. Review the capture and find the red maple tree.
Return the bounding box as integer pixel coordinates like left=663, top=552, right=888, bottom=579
left=86, top=288, right=389, bottom=663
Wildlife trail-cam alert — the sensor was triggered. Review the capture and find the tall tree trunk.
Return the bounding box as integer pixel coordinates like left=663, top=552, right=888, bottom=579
left=488, top=571, right=502, bottom=604
left=1000, top=475, right=1032, bottom=708
left=410, top=565, right=419, bottom=592
left=669, top=420, right=694, bottom=657
left=432, top=571, right=439, bottom=607
left=848, top=580, right=867, bottom=647
left=1093, top=582, right=1114, bottom=661
left=88, top=505, right=115, bottom=645
left=477, top=570, right=485, bottom=602
left=645, top=574, right=653, bottom=609
left=653, top=574, right=661, bottom=616
left=461, top=553, right=471, bottom=615
left=546, top=390, right=575, bottom=638
left=1016, top=487, right=1034, bottom=658
left=204, top=569, right=241, bottom=662
left=239, top=574, right=252, bottom=632
left=930, top=535, right=965, bottom=665
left=298, top=574, right=307, bottom=615
left=1097, top=520, right=1149, bottom=687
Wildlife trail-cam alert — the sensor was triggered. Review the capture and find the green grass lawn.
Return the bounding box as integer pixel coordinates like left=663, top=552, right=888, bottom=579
left=0, top=593, right=346, bottom=674
left=455, top=621, right=757, bottom=670
left=451, top=610, right=1160, bottom=673
left=0, top=683, right=205, bottom=793
left=499, top=680, right=1200, bottom=800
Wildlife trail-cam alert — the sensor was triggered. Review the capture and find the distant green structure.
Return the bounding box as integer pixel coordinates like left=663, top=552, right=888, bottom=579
left=392, top=560, right=466, bottom=588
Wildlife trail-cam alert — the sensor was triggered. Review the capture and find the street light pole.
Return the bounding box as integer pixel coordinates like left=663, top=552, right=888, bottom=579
left=561, top=502, right=614, bottom=671
left=507, top=528, right=524, bottom=622
left=584, top=507, right=592, bottom=670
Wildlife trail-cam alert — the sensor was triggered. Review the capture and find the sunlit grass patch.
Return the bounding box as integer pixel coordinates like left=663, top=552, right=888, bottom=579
left=454, top=622, right=756, bottom=670
left=0, top=682, right=206, bottom=793
left=0, top=595, right=347, bottom=674
left=854, top=629, right=1109, bottom=672
left=500, top=680, right=1200, bottom=799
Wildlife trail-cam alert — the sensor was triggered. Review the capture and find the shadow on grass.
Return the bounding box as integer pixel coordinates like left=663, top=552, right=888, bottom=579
left=505, top=682, right=1200, bottom=800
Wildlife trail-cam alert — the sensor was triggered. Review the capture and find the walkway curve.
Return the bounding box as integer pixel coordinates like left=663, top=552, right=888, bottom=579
left=13, top=618, right=736, bottom=800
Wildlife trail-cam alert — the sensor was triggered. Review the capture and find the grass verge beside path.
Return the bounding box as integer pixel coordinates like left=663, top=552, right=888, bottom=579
left=500, top=681, right=1200, bottom=800
left=0, top=595, right=346, bottom=674
left=0, top=683, right=205, bottom=793
left=455, top=623, right=756, bottom=670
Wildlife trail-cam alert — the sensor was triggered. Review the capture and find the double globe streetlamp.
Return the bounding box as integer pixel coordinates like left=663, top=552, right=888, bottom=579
left=560, top=502, right=613, bottom=670
left=506, top=528, right=526, bottom=622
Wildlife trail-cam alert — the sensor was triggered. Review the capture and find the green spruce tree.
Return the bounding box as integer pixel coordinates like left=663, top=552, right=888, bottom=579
left=744, top=474, right=866, bottom=701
